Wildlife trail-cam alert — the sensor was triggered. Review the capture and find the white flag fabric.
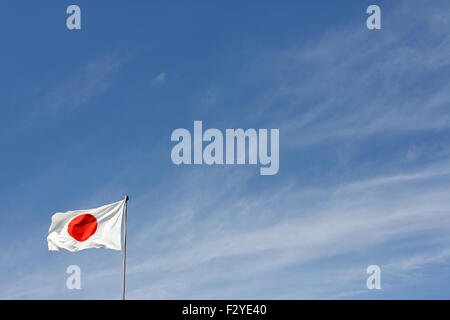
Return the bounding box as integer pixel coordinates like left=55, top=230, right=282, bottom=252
left=47, top=200, right=125, bottom=252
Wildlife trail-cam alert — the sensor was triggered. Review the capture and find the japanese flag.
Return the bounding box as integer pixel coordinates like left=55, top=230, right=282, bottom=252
left=47, top=200, right=125, bottom=252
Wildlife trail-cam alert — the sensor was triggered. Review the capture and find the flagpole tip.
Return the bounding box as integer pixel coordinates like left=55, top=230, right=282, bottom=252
left=124, top=194, right=129, bottom=202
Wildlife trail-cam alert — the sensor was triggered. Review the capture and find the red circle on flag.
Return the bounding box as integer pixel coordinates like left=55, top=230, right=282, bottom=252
left=68, top=213, right=97, bottom=242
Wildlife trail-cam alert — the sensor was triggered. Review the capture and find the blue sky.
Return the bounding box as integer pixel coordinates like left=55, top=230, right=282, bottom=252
left=1, top=0, right=450, bottom=299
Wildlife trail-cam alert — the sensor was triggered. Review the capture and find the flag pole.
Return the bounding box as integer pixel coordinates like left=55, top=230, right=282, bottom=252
left=121, top=194, right=129, bottom=300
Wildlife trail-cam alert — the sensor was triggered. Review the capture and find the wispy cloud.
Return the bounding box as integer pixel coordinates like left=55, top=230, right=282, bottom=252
left=120, top=160, right=450, bottom=299
left=42, top=53, right=128, bottom=114
left=198, top=88, right=220, bottom=108
left=152, top=72, right=167, bottom=84
left=1, top=52, right=129, bottom=140
left=244, top=3, right=450, bottom=148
